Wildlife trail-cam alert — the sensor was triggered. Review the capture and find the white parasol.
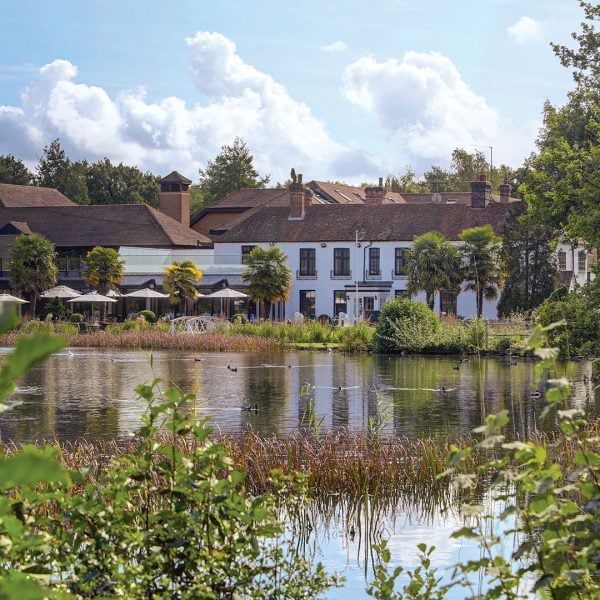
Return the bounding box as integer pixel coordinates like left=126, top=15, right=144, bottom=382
left=206, top=288, right=247, bottom=316
left=67, top=291, right=117, bottom=320
left=0, top=293, right=29, bottom=304
left=41, top=285, right=81, bottom=299
left=124, top=288, right=170, bottom=299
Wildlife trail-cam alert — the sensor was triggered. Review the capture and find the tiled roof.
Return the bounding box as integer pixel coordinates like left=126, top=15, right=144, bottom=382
left=399, top=192, right=520, bottom=204
left=0, top=183, right=75, bottom=207
left=308, top=181, right=405, bottom=204
left=215, top=203, right=511, bottom=243
left=160, top=171, right=192, bottom=184
left=0, top=205, right=211, bottom=248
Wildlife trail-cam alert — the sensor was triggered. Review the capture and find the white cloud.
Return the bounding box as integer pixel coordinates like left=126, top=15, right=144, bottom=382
left=0, top=33, right=379, bottom=183
left=320, top=41, right=348, bottom=53
left=342, top=51, right=501, bottom=162
left=507, top=17, right=542, bottom=45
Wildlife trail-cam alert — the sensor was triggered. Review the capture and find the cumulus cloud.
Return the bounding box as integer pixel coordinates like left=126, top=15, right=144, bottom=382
left=342, top=51, right=504, bottom=162
left=507, top=17, right=542, bottom=45
left=0, top=33, right=380, bottom=183
left=320, top=41, right=348, bottom=53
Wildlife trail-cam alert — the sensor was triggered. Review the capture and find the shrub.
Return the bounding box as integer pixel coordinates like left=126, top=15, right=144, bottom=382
left=376, top=298, right=441, bottom=353
left=337, top=321, right=375, bottom=352
left=69, top=313, right=83, bottom=323
left=43, top=297, right=65, bottom=321
left=137, top=309, right=156, bottom=323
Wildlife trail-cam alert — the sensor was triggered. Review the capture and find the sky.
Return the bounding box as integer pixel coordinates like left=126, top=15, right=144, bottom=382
left=0, top=0, right=583, bottom=185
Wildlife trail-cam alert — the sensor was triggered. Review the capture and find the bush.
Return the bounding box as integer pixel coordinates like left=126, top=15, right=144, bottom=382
left=376, top=298, right=441, bottom=353
left=43, top=297, right=65, bottom=321
left=69, top=313, right=83, bottom=323
left=337, top=321, right=376, bottom=352
left=137, top=309, right=156, bottom=323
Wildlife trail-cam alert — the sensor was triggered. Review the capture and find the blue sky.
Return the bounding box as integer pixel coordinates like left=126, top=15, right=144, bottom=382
left=0, top=0, right=582, bottom=183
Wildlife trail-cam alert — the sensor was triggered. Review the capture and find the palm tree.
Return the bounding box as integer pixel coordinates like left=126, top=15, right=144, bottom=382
left=82, top=246, right=125, bottom=295
left=163, top=261, right=203, bottom=316
left=460, top=225, right=502, bottom=318
left=406, top=231, right=464, bottom=313
left=9, top=233, right=58, bottom=315
left=241, top=247, right=291, bottom=319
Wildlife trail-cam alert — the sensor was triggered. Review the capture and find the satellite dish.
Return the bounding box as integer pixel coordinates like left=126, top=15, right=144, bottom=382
left=432, top=193, right=442, bottom=203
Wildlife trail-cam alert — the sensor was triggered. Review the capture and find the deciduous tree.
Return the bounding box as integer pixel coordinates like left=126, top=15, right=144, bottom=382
left=0, top=154, right=32, bottom=185
left=9, top=233, right=58, bottom=315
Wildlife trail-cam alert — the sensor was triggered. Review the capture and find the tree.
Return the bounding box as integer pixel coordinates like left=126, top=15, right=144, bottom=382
left=198, top=138, right=269, bottom=207
left=9, top=233, right=58, bottom=315
left=241, top=247, right=291, bottom=319
left=0, top=154, right=32, bottom=184
left=497, top=203, right=558, bottom=317
left=459, top=225, right=502, bottom=319
left=406, top=232, right=464, bottom=313
left=86, top=158, right=160, bottom=207
left=384, top=167, right=422, bottom=193
left=36, top=139, right=89, bottom=204
left=163, top=261, right=203, bottom=316
left=81, top=247, right=125, bottom=295
left=524, top=3, right=600, bottom=247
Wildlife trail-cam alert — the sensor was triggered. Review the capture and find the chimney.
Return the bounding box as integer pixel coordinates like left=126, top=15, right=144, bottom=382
left=289, top=171, right=307, bottom=219
left=364, top=177, right=385, bottom=205
left=499, top=180, right=512, bottom=203
left=470, top=174, right=491, bottom=209
left=159, top=171, right=191, bottom=227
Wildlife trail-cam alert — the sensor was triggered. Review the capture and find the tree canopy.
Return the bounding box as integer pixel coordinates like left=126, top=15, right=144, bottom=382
left=163, top=261, right=203, bottom=315
left=81, top=247, right=125, bottom=295
left=197, top=138, right=269, bottom=208
left=0, top=154, right=32, bottom=185
left=9, top=233, right=57, bottom=314
left=241, top=247, right=291, bottom=319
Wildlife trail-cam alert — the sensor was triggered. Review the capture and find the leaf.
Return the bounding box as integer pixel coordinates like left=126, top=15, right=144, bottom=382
left=0, top=446, right=70, bottom=490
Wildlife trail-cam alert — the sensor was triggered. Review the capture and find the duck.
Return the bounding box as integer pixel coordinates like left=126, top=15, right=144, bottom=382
left=530, top=390, right=542, bottom=398
left=227, top=365, right=238, bottom=372
left=337, top=384, right=343, bottom=392
left=452, top=364, right=460, bottom=371
left=510, top=361, right=518, bottom=367
left=194, top=357, right=204, bottom=362
left=241, top=403, right=259, bottom=412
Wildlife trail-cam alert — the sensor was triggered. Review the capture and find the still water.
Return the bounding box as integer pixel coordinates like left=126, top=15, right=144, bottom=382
left=1, top=347, right=597, bottom=443
left=1, top=348, right=597, bottom=598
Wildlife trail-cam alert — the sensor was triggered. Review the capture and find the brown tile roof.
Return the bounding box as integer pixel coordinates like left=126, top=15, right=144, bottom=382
left=215, top=203, right=511, bottom=243
left=308, top=181, right=405, bottom=204
left=0, top=205, right=211, bottom=248
left=399, top=192, right=520, bottom=204
left=160, top=171, right=192, bottom=184
left=0, top=183, right=76, bottom=207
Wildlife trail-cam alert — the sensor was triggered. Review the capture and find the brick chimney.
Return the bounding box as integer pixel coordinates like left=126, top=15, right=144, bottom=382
left=289, top=171, right=308, bottom=219
left=159, top=171, right=191, bottom=227
left=364, top=177, right=385, bottom=205
left=470, top=174, right=491, bottom=209
left=499, top=180, right=512, bottom=203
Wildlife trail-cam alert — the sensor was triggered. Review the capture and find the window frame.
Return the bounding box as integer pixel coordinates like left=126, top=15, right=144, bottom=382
left=333, top=248, right=351, bottom=277
left=299, top=290, right=316, bottom=319
left=299, top=248, right=316, bottom=277
left=368, top=247, right=380, bottom=276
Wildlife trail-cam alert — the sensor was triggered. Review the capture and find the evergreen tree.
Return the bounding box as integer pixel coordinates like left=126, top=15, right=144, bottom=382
left=0, top=154, right=32, bottom=185
left=163, top=261, right=203, bottom=316
left=497, top=203, right=558, bottom=317
left=36, top=139, right=89, bottom=204
left=198, top=138, right=269, bottom=207
left=81, top=247, right=125, bottom=295
left=9, top=233, right=58, bottom=315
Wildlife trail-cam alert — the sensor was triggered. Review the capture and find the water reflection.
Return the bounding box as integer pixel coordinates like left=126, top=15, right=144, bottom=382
left=0, top=348, right=597, bottom=443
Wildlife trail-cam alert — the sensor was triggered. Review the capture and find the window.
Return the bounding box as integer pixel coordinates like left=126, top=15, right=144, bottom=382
left=241, top=245, right=256, bottom=264
left=368, top=248, right=380, bottom=276
left=333, top=290, right=347, bottom=317
left=333, top=248, right=350, bottom=276
left=299, top=248, right=316, bottom=276
left=557, top=250, right=567, bottom=271
left=299, top=290, right=316, bottom=318
left=394, top=248, right=408, bottom=276
left=440, top=291, right=457, bottom=316
left=578, top=250, right=586, bottom=273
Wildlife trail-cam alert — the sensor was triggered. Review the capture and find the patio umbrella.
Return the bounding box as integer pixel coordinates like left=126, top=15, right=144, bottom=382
left=41, top=285, right=81, bottom=299
left=105, top=289, right=122, bottom=298
left=0, top=294, right=28, bottom=304
left=206, top=288, right=247, bottom=316
left=67, top=291, right=117, bottom=320
left=124, top=288, right=170, bottom=299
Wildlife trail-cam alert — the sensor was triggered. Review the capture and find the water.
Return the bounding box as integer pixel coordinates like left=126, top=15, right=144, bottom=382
left=0, top=347, right=597, bottom=598
left=0, top=347, right=596, bottom=443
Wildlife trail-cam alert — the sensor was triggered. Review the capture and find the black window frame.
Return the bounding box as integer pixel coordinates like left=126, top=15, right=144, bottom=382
left=241, top=245, right=256, bottom=265
left=299, top=290, right=316, bottom=319
left=394, top=248, right=408, bottom=276
left=368, top=247, right=380, bottom=276
left=578, top=250, right=586, bottom=273
left=557, top=250, right=567, bottom=271
left=299, top=248, right=316, bottom=276
left=333, top=290, right=347, bottom=317
left=333, top=248, right=350, bottom=276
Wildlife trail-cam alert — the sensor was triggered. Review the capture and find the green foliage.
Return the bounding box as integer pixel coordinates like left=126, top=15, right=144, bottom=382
left=81, top=246, right=125, bottom=295
left=36, top=139, right=89, bottom=204
left=163, top=260, right=203, bottom=315
left=137, top=309, right=156, bottom=323
left=242, top=246, right=292, bottom=318
left=86, top=157, right=160, bottom=207
left=8, top=233, right=58, bottom=315
left=406, top=232, right=463, bottom=311
left=337, top=320, right=375, bottom=352
left=18, top=319, right=78, bottom=336
left=198, top=137, right=270, bottom=207
left=376, top=298, right=440, bottom=353
left=498, top=202, right=558, bottom=317
left=42, top=296, right=65, bottom=321
left=68, top=312, right=83, bottom=323
left=0, top=154, right=32, bottom=185
left=460, top=224, right=502, bottom=318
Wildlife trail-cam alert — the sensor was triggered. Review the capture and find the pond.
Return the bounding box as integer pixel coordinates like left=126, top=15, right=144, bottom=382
left=1, top=347, right=597, bottom=598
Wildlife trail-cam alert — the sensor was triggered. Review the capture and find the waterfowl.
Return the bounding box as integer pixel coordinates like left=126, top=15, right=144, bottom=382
left=461, top=359, right=470, bottom=364
left=337, top=385, right=343, bottom=392
left=194, top=357, right=204, bottom=362
left=510, top=361, right=518, bottom=366
left=440, top=385, right=448, bottom=393
left=241, top=403, right=259, bottom=412
left=452, top=365, right=460, bottom=371
left=227, top=365, right=238, bottom=372
left=530, top=390, right=541, bottom=398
